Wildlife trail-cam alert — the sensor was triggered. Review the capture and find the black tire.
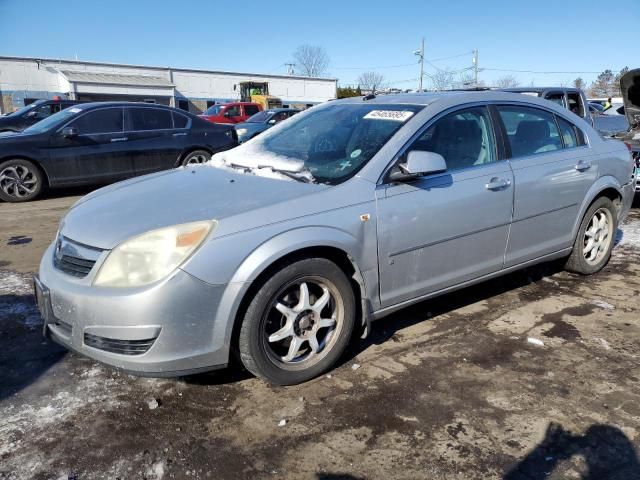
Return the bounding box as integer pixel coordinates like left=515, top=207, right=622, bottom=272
left=238, top=258, right=356, bottom=386
left=565, top=196, right=618, bottom=274
left=180, top=150, right=211, bottom=167
left=0, top=158, right=45, bottom=202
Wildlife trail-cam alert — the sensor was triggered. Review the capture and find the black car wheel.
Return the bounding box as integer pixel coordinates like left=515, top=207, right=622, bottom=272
left=0, top=159, right=44, bottom=202
left=180, top=150, right=211, bottom=166
left=238, top=258, right=356, bottom=385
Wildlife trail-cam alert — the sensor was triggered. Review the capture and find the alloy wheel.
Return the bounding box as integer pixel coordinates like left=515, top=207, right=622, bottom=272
left=185, top=153, right=209, bottom=165
left=263, top=278, right=343, bottom=368
left=583, top=207, right=613, bottom=265
left=0, top=165, right=38, bottom=199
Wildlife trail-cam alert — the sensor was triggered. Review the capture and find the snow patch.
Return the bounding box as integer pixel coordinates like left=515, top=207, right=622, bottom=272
left=0, top=270, right=42, bottom=329
left=618, top=216, right=640, bottom=248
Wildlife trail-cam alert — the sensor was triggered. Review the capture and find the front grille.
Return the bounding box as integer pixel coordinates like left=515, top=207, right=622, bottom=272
left=84, top=333, right=156, bottom=356
left=54, top=254, right=96, bottom=278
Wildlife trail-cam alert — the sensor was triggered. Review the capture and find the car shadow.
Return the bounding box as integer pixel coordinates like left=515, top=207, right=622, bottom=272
left=0, top=290, right=67, bottom=402
left=503, top=422, right=640, bottom=479
left=339, top=259, right=566, bottom=366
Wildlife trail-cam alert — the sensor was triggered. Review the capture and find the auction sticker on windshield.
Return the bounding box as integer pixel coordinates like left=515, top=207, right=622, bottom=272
left=363, top=110, right=415, bottom=121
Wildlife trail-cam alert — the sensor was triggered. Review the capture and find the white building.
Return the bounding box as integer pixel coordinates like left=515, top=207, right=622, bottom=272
left=0, top=55, right=337, bottom=114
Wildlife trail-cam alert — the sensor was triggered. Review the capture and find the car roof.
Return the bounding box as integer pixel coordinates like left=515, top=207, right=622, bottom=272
left=498, top=87, right=582, bottom=94
left=333, top=90, right=571, bottom=107
left=71, top=101, right=177, bottom=110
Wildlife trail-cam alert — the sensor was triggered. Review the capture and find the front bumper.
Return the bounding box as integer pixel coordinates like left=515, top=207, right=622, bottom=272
left=37, top=242, right=239, bottom=376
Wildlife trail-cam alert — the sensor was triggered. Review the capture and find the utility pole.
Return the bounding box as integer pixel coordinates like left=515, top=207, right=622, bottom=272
left=414, top=38, right=425, bottom=92
left=285, top=63, right=295, bottom=75
left=472, top=49, right=479, bottom=87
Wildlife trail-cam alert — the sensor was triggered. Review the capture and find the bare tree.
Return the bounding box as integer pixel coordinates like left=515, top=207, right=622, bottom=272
left=573, top=77, right=585, bottom=90
left=493, top=75, right=520, bottom=88
left=357, top=71, right=386, bottom=93
left=429, top=69, right=454, bottom=91
left=292, top=45, right=330, bottom=77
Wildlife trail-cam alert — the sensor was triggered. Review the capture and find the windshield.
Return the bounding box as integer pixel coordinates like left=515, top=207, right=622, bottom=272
left=211, top=102, right=423, bottom=185
left=4, top=101, right=44, bottom=118
left=22, top=107, right=82, bottom=134
left=203, top=105, right=224, bottom=116
left=246, top=111, right=272, bottom=123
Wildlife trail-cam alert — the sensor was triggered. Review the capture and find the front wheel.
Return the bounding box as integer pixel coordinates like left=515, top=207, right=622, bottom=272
left=565, top=196, right=618, bottom=274
left=0, top=158, right=44, bottom=202
left=238, top=258, right=356, bottom=385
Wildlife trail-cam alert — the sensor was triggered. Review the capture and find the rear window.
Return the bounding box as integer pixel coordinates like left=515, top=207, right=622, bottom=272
left=172, top=112, right=189, bottom=128
left=128, top=108, right=172, bottom=131
left=244, top=105, right=260, bottom=116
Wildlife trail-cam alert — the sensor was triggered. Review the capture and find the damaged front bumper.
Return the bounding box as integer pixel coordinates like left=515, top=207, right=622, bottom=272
left=36, top=242, right=234, bottom=377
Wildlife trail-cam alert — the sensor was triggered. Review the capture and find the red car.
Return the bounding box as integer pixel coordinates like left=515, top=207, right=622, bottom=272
left=199, top=102, right=262, bottom=124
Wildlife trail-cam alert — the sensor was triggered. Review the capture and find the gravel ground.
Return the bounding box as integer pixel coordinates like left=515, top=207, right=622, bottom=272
left=1, top=192, right=639, bottom=480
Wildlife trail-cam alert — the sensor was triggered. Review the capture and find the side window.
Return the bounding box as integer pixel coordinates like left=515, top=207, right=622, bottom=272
left=172, top=112, right=189, bottom=129
left=566, top=93, right=584, bottom=117
left=34, top=104, right=54, bottom=119
left=497, top=106, right=562, bottom=158
left=557, top=116, right=578, bottom=148
left=409, top=106, right=496, bottom=171
left=128, top=108, right=172, bottom=131
left=272, top=111, right=290, bottom=123
left=545, top=92, right=566, bottom=108
left=226, top=105, right=241, bottom=117
left=243, top=105, right=260, bottom=116
left=70, top=108, right=124, bottom=135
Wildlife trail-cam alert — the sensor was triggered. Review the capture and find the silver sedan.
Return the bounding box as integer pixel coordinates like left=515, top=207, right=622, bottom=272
left=35, top=91, right=636, bottom=385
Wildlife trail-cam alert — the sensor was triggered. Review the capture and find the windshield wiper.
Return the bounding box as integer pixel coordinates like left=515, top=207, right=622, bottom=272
left=257, top=164, right=315, bottom=184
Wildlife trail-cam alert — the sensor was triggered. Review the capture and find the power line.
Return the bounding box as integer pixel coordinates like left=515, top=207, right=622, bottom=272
left=482, top=67, right=602, bottom=74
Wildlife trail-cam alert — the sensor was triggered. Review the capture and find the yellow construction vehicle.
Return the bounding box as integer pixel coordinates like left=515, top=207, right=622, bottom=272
left=238, top=82, right=283, bottom=110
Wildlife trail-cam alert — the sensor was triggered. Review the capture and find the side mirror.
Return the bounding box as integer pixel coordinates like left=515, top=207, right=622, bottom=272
left=25, top=111, right=37, bottom=118
left=223, top=111, right=231, bottom=117
left=62, top=126, right=78, bottom=138
left=389, top=150, right=447, bottom=182
left=268, top=119, right=277, bottom=125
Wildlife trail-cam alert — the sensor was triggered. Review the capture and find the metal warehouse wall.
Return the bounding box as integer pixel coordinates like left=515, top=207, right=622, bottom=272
left=0, top=56, right=337, bottom=113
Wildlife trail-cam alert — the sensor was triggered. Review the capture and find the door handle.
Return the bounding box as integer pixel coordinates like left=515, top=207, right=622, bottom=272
left=575, top=160, right=592, bottom=171
left=110, top=137, right=128, bottom=143
left=485, top=177, right=511, bottom=191
left=172, top=132, right=187, bottom=137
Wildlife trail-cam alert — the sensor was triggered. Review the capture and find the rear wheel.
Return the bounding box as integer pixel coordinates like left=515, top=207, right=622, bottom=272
left=180, top=150, right=211, bottom=166
left=0, top=159, right=44, bottom=202
left=238, top=258, right=356, bottom=385
left=565, top=196, right=617, bottom=274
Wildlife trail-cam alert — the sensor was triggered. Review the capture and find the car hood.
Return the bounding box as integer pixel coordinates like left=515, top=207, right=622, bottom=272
left=621, top=68, right=640, bottom=129
left=61, top=166, right=326, bottom=250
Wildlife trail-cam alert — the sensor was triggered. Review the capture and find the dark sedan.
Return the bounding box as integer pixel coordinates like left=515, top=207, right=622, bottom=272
left=0, top=98, right=82, bottom=133
left=0, top=102, right=237, bottom=202
left=234, top=108, right=300, bottom=143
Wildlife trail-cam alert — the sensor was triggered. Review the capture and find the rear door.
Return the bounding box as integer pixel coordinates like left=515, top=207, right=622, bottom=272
left=125, top=106, right=182, bottom=175
left=376, top=105, right=514, bottom=306
left=47, top=107, right=133, bottom=184
left=496, top=104, right=598, bottom=266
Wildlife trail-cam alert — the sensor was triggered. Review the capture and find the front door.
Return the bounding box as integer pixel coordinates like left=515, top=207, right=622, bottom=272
left=495, top=105, right=598, bottom=266
left=376, top=106, right=514, bottom=307
left=47, top=107, right=134, bottom=185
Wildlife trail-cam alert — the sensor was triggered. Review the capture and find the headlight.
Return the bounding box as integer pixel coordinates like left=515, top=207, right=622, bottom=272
left=93, top=221, right=216, bottom=288
left=236, top=128, right=247, bottom=136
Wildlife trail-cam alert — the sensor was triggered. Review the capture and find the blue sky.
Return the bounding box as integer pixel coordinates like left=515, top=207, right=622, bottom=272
left=0, top=0, right=637, bottom=89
